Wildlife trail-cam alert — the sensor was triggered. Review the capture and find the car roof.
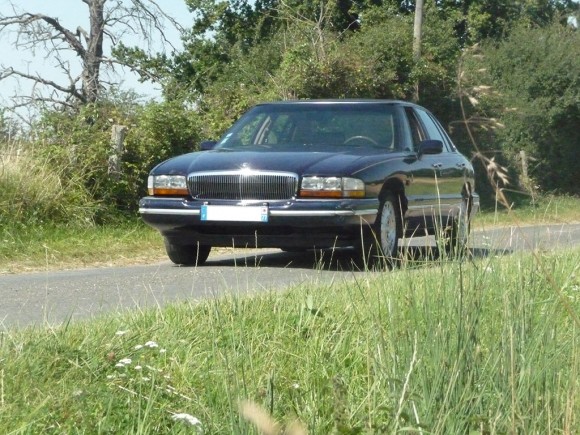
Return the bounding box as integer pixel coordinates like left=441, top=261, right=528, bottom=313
left=256, top=99, right=419, bottom=107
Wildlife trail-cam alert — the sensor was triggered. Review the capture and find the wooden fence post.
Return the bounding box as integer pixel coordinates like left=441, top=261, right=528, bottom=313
left=108, top=125, right=128, bottom=180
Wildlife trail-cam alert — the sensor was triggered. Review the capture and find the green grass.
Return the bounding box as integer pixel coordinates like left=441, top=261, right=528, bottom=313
left=0, top=249, right=578, bottom=433
left=474, top=194, right=580, bottom=227
left=0, top=221, right=165, bottom=273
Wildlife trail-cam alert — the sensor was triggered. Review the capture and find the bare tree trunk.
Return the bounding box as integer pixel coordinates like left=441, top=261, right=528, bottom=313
left=84, top=0, right=106, bottom=103
left=412, top=0, right=424, bottom=102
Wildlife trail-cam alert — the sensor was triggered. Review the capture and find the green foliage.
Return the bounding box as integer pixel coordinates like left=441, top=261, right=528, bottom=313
left=26, top=97, right=201, bottom=223
left=172, top=0, right=280, bottom=96
left=123, top=100, right=202, bottom=207
left=0, top=142, right=97, bottom=226
left=34, top=103, right=130, bottom=222
left=435, top=0, right=578, bottom=44
left=464, top=22, right=580, bottom=195
left=112, top=43, right=173, bottom=85
left=1, top=249, right=578, bottom=432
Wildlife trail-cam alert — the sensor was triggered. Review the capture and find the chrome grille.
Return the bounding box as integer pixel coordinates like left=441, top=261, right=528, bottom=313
left=187, top=170, right=299, bottom=200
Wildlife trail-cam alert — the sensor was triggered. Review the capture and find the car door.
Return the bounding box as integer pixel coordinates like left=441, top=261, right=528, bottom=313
left=414, top=107, right=465, bottom=228
left=402, top=106, right=464, bottom=234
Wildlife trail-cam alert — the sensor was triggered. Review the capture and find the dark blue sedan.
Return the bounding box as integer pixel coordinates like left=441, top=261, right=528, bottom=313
left=139, top=100, right=479, bottom=265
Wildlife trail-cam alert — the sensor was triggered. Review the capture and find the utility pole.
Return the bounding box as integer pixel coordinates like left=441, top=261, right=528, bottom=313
left=412, top=0, right=424, bottom=102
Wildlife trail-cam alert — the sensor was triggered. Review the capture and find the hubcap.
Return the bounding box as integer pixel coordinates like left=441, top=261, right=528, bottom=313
left=380, top=201, right=397, bottom=256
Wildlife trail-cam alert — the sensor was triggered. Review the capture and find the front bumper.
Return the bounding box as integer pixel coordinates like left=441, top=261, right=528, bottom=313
left=139, top=196, right=379, bottom=248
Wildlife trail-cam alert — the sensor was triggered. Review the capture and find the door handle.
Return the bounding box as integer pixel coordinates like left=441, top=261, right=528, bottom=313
left=432, top=163, right=442, bottom=169
left=456, top=162, right=466, bottom=168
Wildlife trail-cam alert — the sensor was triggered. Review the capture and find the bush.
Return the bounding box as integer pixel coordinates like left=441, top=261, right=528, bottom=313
left=0, top=142, right=96, bottom=226
left=476, top=22, right=580, bottom=195
left=28, top=99, right=202, bottom=223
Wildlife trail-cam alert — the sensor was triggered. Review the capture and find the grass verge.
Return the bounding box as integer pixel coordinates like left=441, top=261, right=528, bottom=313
left=0, top=248, right=578, bottom=433
left=0, top=221, right=165, bottom=274
left=474, top=194, right=580, bottom=227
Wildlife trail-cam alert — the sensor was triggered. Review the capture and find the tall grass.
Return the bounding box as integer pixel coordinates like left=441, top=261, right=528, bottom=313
left=1, top=248, right=577, bottom=433
left=0, top=141, right=96, bottom=226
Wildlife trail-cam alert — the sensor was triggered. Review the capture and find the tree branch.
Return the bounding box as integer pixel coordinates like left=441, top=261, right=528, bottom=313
left=0, top=66, right=86, bottom=103
left=0, top=0, right=187, bottom=112
left=0, top=12, right=87, bottom=58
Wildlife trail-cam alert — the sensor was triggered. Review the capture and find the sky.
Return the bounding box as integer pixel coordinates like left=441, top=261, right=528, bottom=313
left=0, top=0, right=192, bottom=115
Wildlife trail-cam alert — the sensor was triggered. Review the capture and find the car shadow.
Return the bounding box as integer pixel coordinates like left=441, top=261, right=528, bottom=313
left=201, top=243, right=513, bottom=272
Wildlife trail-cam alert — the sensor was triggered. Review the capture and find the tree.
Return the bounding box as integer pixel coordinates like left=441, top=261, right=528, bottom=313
left=435, top=0, right=578, bottom=44
left=457, top=21, right=580, bottom=198
left=141, top=0, right=386, bottom=99
left=483, top=22, right=580, bottom=194
left=0, top=0, right=184, bottom=110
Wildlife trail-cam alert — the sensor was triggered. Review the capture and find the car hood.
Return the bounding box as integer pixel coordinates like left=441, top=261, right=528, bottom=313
left=153, top=148, right=394, bottom=177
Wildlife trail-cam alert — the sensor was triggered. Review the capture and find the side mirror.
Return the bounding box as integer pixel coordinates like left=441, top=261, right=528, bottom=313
left=200, top=140, right=217, bottom=151
left=417, top=139, right=443, bottom=156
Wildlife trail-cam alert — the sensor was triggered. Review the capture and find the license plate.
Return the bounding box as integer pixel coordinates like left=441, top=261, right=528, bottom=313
left=200, top=205, right=269, bottom=222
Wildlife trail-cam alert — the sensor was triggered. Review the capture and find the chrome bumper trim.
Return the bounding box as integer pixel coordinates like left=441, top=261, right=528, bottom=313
left=139, top=208, right=377, bottom=217
left=139, top=208, right=200, bottom=215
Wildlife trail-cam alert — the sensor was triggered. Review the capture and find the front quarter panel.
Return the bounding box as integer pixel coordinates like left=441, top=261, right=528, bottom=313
left=351, top=152, right=411, bottom=198
left=151, top=152, right=200, bottom=176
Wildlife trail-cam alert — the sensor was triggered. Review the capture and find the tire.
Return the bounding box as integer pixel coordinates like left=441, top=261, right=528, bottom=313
left=358, top=192, right=402, bottom=267
left=164, top=239, right=211, bottom=266
left=445, top=197, right=471, bottom=257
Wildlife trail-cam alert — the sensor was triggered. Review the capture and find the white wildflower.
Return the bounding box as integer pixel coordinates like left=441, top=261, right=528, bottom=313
left=115, top=330, right=129, bottom=336
left=134, top=365, right=142, bottom=371
left=160, top=348, right=167, bottom=353
left=145, top=341, right=159, bottom=348
left=118, top=358, right=132, bottom=366
left=134, top=344, right=143, bottom=350
left=292, top=383, right=300, bottom=389
left=172, top=413, right=201, bottom=426
left=115, top=363, right=125, bottom=368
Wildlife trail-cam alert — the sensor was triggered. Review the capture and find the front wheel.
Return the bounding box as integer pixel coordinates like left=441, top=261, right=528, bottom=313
left=358, top=193, right=402, bottom=267
left=164, top=239, right=211, bottom=266
left=446, top=197, right=471, bottom=257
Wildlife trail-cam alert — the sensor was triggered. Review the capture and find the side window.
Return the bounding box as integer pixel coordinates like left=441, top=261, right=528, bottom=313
left=404, top=107, right=425, bottom=149
left=415, top=109, right=450, bottom=151
left=432, top=117, right=458, bottom=151
left=226, top=113, right=266, bottom=146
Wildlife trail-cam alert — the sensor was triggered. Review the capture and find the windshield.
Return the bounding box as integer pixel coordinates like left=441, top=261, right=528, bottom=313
left=215, top=103, right=399, bottom=151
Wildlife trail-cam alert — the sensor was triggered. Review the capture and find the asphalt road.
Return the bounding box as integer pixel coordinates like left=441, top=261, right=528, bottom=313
left=1, top=223, right=579, bottom=329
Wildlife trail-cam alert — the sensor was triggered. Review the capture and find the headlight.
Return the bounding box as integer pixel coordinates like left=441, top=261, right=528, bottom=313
left=147, top=175, right=188, bottom=196
left=300, top=177, right=365, bottom=198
